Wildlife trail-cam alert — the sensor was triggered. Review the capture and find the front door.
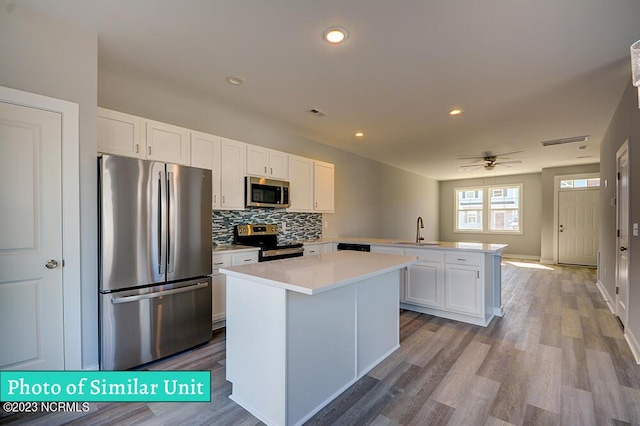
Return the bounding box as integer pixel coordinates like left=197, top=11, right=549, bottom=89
left=0, top=101, right=65, bottom=370
left=616, top=142, right=629, bottom=327
left=558, top=189, right=599, bottom=266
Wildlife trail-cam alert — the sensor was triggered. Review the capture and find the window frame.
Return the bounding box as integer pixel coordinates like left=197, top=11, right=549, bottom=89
left=454, top=183, right=523, bottom=235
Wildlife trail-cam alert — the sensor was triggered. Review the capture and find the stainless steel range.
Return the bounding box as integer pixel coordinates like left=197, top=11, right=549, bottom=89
left=234, top=224, right=304, bottom=261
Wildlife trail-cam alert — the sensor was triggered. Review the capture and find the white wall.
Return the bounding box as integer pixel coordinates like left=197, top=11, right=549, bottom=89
left=98, top=67, right=440, bottom=240
left=439, top=173, right=542, bottom=258
left=599, top=78, right=640, bottom=346
left=0, top=0, right=98, bottom=368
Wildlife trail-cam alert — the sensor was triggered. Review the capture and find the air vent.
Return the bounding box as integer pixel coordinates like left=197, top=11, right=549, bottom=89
left=541, top=135, right=589, bottom=147
left=307, top=108, right=326, bottom=117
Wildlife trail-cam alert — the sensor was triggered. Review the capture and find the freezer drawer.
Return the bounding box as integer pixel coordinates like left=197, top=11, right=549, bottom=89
left=100, top=277, right=212, bottom=370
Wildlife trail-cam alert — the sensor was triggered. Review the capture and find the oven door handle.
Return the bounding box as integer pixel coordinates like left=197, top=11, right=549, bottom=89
left=111, top=282, right=209, bottom=304
left=261, top=247, right=305, bottom=258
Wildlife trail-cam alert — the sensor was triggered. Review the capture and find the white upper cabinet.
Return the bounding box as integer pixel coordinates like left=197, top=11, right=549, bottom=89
left=246, top=145, right=289, bottom=180
left=98, top=107, right=144, bottom=158
left=288, top=155, right=314, bottom=212
left=314, top=160, right=335, bottom=213
left=98, top=108, right=190, bottom=165
left=219, top=138, right=246, bottom=209
left=145, top=120, right=191, bottom=165
left=190, top=131, right=217, bottom=171
left=190, top=131, right=222, bottom=208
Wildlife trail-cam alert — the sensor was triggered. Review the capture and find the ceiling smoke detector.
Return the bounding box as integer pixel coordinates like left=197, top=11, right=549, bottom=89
left=307, top=108, right=326, bottom=117
left=540, top=135, right=589, bottom=147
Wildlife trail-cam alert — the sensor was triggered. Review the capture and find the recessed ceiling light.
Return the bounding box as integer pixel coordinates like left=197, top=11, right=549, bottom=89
left=354, top=132, right=364, bottom=138
left=449, top=108, right=463, bottom=116
left=324, top=27, right=348, bottom=44
left=226, top=75, right=245, bottom=85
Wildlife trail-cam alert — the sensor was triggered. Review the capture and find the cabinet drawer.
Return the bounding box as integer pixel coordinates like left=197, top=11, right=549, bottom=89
left=232, top=252, right=259, bottom=265
left=212, top=254, right=232, bottom=271
left=404, top=249, right=443, bottom=263
left=445, top=252, right=482, bottom=266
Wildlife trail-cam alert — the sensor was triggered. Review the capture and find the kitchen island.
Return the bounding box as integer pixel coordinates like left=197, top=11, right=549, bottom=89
left=220, top=251, right=419, bottom=426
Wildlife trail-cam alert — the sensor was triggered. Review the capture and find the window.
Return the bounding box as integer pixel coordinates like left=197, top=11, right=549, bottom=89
left=559, top=178, right=600, bottom=189
left=455, top=184, right=522, bottom=233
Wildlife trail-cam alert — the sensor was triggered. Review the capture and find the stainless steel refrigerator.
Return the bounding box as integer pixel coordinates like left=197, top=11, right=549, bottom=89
left=98, top=154, right=212, bottom=370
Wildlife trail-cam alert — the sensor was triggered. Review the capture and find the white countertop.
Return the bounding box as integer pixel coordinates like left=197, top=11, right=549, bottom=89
left=301, top=237, right=507, bottom=253
left=220, top=251, right=419, bottom=295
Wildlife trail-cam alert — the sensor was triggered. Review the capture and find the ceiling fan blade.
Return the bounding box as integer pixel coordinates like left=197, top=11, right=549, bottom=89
left=492, top=150, right=524, bottom=157
left=458, top=164, right=483, bottom=171
left=496, top=160, right=522, bottom=165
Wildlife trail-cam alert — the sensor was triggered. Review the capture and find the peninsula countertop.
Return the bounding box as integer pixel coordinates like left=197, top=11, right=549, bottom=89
left=300, top=237, right=508, bottom=253
left=220, top=250, right=419, bottom=295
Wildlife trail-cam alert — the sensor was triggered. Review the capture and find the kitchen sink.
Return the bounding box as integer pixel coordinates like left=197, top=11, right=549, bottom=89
left=393, top=241, right=440, bottom=246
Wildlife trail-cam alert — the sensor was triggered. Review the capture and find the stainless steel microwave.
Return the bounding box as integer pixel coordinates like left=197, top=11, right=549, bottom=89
left=245, top=176, right=290, bottom=208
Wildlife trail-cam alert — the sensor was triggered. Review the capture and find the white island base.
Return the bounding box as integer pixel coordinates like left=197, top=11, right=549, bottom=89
left=222, top=252, right=418, bottom=426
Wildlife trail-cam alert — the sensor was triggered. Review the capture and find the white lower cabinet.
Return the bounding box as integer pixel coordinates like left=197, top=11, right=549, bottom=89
left=444, top=263, right=482, bottom=316
left=381, top=245, right=495, bottom=326
left=212, top=250, right=258, bottom=328
left=303, top=242, right=335, bottom=256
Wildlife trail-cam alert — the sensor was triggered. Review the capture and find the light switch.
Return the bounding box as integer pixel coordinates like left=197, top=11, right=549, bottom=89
left=633, top=223, right=638, bottom=237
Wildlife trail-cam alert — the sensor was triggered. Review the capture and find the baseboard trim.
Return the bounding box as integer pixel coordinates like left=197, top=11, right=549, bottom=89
left=539, top=258, right=555, bottom=265
left=596, top=280, right=615, bottom=314
left=624, top=328, right=640, bottom=365
left=212, top=319, right=226, bottom=330
left=502, top=254, right=541, bottom=261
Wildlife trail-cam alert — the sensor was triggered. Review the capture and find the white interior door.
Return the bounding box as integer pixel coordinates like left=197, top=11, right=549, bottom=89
left=558, top=189, right=599, bottom=266
left=0, top=101, right=65, bottom=370
left=616, top=143, right=629, bottom=327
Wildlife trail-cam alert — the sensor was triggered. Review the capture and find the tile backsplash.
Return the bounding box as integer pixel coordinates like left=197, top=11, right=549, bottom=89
left=212, top=209, right=322, bottom=244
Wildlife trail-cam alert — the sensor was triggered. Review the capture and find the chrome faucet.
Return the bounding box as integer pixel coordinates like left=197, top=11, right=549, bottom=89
left=416, top=216, right=424, bottom=243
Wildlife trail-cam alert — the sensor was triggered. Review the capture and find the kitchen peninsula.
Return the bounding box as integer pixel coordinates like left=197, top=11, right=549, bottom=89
left=220, top=251, right=419, bottom=426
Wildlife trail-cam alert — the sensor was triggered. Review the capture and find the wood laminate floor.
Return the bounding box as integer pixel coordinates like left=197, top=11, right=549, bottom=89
left=2, top=261, right=639, bottom=425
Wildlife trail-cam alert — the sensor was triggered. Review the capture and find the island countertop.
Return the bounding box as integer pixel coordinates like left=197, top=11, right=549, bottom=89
left=220, top=250, right=419, bottom=295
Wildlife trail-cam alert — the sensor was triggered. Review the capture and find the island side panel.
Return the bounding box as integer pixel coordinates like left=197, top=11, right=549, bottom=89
left=493, top=253, right=504, bottom=316
left=286, top=284, right=357, bottom=425
left=226, top=276, right=287, bottom=426
left=356, top=270, right=401, bottom=376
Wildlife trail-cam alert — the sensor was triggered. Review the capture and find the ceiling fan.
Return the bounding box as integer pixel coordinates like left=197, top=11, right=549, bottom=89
left=458, top=151, right=523, bottom=171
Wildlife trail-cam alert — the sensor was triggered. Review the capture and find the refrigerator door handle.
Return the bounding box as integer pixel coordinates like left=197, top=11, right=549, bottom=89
left=111, top=281, right=209, bottom=304
left=158, top=170, right=167, bottom=275
left=167, top=171, right=175, bottom=273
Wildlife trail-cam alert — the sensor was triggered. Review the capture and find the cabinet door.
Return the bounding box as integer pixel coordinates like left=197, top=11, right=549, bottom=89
left=268, top=150, right=289, bottom=180
left=212, top=254, right=232, bottom=323
left=146, top=120, right=191, bottom=165
left=314, top=161, right=335, bottom=212
left=246, top=145, right=268, bottom=176
left=288, top=155, right=314, bottom=212
left=190, top=131, right=217, bottom=170
left=444, top=263, right=482, bottom=316
left=406, top=261, right=444, bottom=308
left=191, top=132, right=221, bottom=208
left=219, top=138, right=246, bottom=209
left=97, top=107, right=144, bottom=158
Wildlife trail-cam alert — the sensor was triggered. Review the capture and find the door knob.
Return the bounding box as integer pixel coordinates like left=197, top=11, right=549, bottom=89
left=620, top=246, right=628, bottom=252
left=45, top=259, right=58, bottom=269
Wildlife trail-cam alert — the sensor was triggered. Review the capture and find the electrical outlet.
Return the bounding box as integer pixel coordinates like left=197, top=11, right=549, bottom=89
left=324, top=220, right=329, bottom=229
left=281, top=222, right=287, bottom=231
left=633, top=223, right=638, bottom=237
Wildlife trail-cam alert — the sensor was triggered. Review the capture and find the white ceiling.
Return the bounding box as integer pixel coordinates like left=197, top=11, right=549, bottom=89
left=17, top=0, right=640, bottom=180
